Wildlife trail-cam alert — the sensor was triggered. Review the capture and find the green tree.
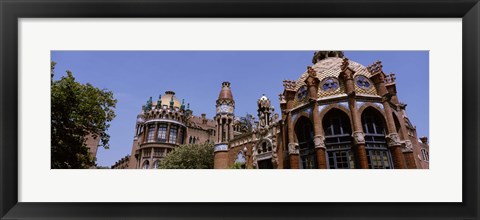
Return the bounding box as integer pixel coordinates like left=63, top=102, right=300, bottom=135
left=51, top=62, right=117, bottom=168
left=159, top=143, right=214, bottom=169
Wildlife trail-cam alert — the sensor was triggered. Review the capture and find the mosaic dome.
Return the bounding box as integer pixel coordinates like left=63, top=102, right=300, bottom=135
left=295, top=56, right=378, bottom=100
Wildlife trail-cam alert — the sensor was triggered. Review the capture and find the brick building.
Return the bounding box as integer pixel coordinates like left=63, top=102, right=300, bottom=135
left=120, top=51, right=429, bottom=169
left=124, top=91, right=216, bottom=169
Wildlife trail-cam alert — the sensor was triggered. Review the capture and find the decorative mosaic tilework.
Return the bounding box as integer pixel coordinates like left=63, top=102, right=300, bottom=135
left=292, top=57, right=378, bottom=101
left=353, top=74, right=378, bottom=96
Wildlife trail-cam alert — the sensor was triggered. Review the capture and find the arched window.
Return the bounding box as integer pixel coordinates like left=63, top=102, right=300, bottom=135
left=323, top=109, right=355, bottom=169
left=157, top=124, right=167, bottom=143
left=235, top=152, right=246, bottom=169
left=142, top=160, right=150, bottom=169
left=362, top=107, right=393, bottom=169
left=295, top=116, right=317, bottom=169
left=421, top=149, right=429, bottom=162
left=169, top=125, right=178, bottom=144
left=147, top=125, right=155, bottom=142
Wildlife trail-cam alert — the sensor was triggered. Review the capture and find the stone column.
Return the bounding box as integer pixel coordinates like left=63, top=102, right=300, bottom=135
left=229, top=118, right=234, bottom=141
left=348, top=98, right=369, bottom=169
left=143, top=124, right=148, bottom=144
left=287, top=111, right=299, bottom=169
left=397, top=104, right=417, bottom=169
left=283, top=80, right=299, bottom=169
left=221, top=116, right=227, bottom=143
left=166, top=123, right=171, bottom=143
left=383, top=102, right=406, bottom=169
left=305, top=66, right=327, bottom=169
left=176, top=125, right=181, bottom=145
left=368, top=61, right=406, bottom=169
left=216, top=117, right=220, bottom=143
left=339, top=59, right=368, bottom=169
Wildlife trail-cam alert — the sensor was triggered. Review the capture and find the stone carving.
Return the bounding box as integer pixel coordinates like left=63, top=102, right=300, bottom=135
left=283, top=80, right=296, bottom=91
left=307, top=66, right=317, bottom=78
left=367, top=60, right=383, bottom=74
left=402, top=140, right=414, bottom=152
left=385, top=73, right=396, bottom=84
left=288, top=142, right=299, bottom=154
left=313, top=135, right=326, bottom=149
left=386, top=133, right=401, bottom=147
left=352, top=131, right=366, bottom=145
left=340, top=57, right=350, bottom=72
left=278, top=93, right=286, bottom=103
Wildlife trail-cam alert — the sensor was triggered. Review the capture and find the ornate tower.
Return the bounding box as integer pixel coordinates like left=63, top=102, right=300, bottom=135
left=213, top=82, right=235, bottom=169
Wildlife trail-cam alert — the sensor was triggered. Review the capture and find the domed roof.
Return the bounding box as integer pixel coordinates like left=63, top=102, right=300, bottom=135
left=218, top=82, right=233, bottom=100
left=259, top=94, right=268, bottom=101
left=154, top=91, right=181, bottom=108
left=293, top=55, right=378, bottom=104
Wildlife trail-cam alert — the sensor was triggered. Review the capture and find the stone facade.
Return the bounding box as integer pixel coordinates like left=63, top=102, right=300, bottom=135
left=213, top=51, right=429, bottom=169
left=117, top=51, right=429, bottom=169
left=124, top=91, right=215, bottom=169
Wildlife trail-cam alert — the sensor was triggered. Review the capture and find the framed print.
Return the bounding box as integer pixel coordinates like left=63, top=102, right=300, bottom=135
left=1, top=0, right=479, bottom=219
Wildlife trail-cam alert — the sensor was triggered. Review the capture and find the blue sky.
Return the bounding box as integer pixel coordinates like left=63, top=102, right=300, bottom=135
left=51, top=51, right=429, bottom=167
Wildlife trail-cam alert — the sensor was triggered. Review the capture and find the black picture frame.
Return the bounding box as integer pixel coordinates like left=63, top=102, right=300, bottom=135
left=1, top=0, right=479, bottom=219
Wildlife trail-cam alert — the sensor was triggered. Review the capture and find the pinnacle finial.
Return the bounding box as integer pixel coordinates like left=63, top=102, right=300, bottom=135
left=180, top=99, right=185, bottom=110
left=367, top=60, right=383, bottom=74
left=340, top=57, right=350, bottom=72
left=283, top=80, right=296, bottom=91
left=307, top=66, right=316, bottom=78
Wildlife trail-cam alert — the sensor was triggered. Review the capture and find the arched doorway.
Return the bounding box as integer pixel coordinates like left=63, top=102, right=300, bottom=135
left=295, top=116, right=317, bottom=169
left=361, top=107, right=393, bottom=169
left=323, top=109, right=355, bottom=169
left=255, top=140, right=274, bottom=169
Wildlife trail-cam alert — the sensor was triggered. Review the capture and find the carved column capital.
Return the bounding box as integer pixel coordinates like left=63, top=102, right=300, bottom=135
left=401, top=140, right=414, bottom=153
left=288, top=142, right=299, bottom=155
left=386, top=133, right=401, bottom=147
left=313, top=135, right=326, bottom=149
left=352, top=131, right=366, bottom=145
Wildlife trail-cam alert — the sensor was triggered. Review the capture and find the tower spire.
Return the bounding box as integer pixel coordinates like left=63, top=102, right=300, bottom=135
left=213, top=81, right=236, bottom=169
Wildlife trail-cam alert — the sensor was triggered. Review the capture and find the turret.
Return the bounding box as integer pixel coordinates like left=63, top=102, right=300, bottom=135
left=213, top=82, right=235, bottom=169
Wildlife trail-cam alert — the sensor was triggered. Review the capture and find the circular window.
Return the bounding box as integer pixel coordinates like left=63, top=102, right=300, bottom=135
left=355, top=75, right=372, bottom=89
left=321, top=77, right=340, bottom=92
left=296, top=86, right=308, bottom=101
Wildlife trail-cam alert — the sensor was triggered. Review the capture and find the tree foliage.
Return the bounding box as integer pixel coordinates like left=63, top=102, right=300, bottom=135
left=159, top=143, right=214, bottom=169
left=238, top=113, right=255, bottom=132
left=51, top=62, right=117, bottom=168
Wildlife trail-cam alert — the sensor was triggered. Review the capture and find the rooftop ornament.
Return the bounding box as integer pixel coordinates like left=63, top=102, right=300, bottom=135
left=181, top=99, right=185, bottom=110
left=340, top=57, right=350, bottom=72
left=366, top=60, right=383, bottom=75
left=307, top=66, right=317, bottom=78
left=282, top=80, right=296, bottom=91
left=157, top=94, right=162, bottom=107
left=385, top=73, right=396, bottom=84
